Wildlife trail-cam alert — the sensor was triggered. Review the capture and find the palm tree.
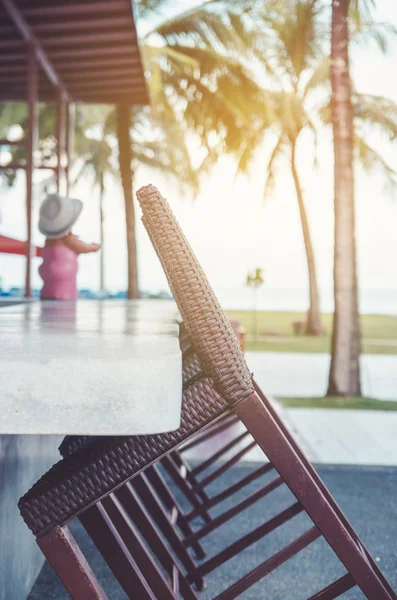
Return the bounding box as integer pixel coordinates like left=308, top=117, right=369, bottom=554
left=0, top=102, right=58, bottom=187
left=73, top=134, right=117, bottom=295
left=327, top=0, right=397, bottom=395
left=74, top=99, right=219, bottom=299
left=204, top=0, right=397, bottom=341
left=109, top=0, right=262, bottom=297
left=116, top=105, right=139, bottom=299
left=328, top=0, right=361, bottom=395
left=217, top=2, right=327, bottom=334
left=104, top=101, right=211, bottom=299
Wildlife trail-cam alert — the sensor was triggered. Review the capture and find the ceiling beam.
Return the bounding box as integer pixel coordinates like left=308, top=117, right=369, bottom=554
left=4, top=83, right=147, bottom=98
left=0, top=164, right=24, bottom=170
left=22, top=1, right=128, bottom=19
left=63, top=72, right=145, bottom=85
left=0, top=63, right=26, bottom=74
left=1, top=0, right=69, bottom=100
left=24, top=15, right=132, bottom=35
left=50, top=55, right=143, bottom=72
left=44, top=45, right=142, bottom=61
left=0, top=38, right=24, bottom=50
left=76, top=93, right=148, bottom=105
left=0, top=51, right=29, bottom=62
left=0, top=163, right=57, bottom=171
left=0, top=28, right=136, bottom=47
left=73, top=84, right=145, bottom=94
left=0, top=139, right=25, bottom=146
left=0, top=24, right=15, bottom=36
left=0, top=70, right=144, bottom=85
left=0, top=50, right=142, bottom=66
left=37, top=30, right=137, bottom=48
left=0, top=15, right=135, bottom=39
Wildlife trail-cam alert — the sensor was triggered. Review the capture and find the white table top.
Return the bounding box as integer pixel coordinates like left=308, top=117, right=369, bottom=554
left=0, top=300, right=182, bottom=435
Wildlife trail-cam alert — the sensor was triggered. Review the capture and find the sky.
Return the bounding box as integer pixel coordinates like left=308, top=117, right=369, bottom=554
left=0, top=0, right=397, bottom=312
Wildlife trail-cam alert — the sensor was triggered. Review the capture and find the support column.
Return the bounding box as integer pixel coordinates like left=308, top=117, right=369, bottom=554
left=25, top=44, right=38, bottom=298
left=65, top=103, right=75, bottom=196
left=56, top=88, right=64, bottom=194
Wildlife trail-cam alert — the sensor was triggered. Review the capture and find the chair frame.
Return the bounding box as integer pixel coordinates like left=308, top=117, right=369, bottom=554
left=21, top=185, right=396, bottom=600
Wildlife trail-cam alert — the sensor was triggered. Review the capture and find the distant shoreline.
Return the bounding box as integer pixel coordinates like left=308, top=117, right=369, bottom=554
left=0, top=282, right=397, bottom=316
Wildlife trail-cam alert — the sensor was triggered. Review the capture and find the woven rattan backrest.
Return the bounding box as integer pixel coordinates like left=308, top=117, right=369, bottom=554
left=136, top=184, right=254, bottom=405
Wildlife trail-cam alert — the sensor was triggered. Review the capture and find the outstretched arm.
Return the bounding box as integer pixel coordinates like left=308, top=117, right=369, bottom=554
left=64, top=234, right=101, bottom=254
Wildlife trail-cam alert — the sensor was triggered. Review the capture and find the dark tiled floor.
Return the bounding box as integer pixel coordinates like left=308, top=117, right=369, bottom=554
left=29, top=464, right=397, bottom=599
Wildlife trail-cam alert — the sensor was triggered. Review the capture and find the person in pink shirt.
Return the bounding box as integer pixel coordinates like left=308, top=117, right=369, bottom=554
left=38, top=194, right=100, bottom=300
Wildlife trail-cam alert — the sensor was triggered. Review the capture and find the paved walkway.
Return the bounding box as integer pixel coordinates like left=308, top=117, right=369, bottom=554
left=186, top=352, right=397, bottom=466
left=246, top=351, right=397, bottom=465
left=245, top=351, right=397, bottom=400
left=186, top=404, right=397, bottom=466
left=282, top=407, right=397, bottom=466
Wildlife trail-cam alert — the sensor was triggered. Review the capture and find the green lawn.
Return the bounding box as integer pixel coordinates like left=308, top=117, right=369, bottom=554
left=280, top=396, right=397, bottom=411
left=226, top=310, right=397, bottom=354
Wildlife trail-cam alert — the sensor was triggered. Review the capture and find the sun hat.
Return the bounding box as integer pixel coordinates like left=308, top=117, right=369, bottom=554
left=38, top=194, right=83, bottom=239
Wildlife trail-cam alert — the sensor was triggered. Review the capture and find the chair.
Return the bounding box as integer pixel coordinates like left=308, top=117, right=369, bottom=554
left=58, top=347, right=256, bottom=575
left=59, top=328, right=249, bottom=532
left=19, top=184, right=396, bottom=599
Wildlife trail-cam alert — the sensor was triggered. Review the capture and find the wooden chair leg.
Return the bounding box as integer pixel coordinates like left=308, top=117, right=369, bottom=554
left=254, top=380, right=396, bottom=596
left=234, top=391, right=397, bottom=600
left=80, top=503, right=156, bottom=600
left=37, top=526, right=109, bottom=600
left=130, top=476, right=204, bottom=589
left=170, top=450, right=211, bottom=507
left=171, top=416, right=248, bottom=516
left=101, top=494, right=177, bottom=600
left=145, top=464, right=206, bottom=559
left=117, top=482, right=201, bottom=598
left=161, top=455, right=213, bottom=524
left=186, top=462, right=274, bottom=522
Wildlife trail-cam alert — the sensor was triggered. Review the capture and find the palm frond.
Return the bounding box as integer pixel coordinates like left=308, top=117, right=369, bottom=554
left=318, top=102, right=331, bottom=126
left=133, top=0, right=176, bottom=21
left=72, top=160, right=90, bottom=188
left=351, top=20, right=397, bottom=53
left=235, top=125, right=264, bottom=175
left=0, top=103, right=27, bottom=136
left=306, top=117, right=319, bottom=169
left=265, top=1, right=325, bottom=82
left=71, top=136, right=117, bottom=193
left=152, top=3, right=240, bottom=54
left=264, top=134, right=286, bottom=201
left=349, top=0, right=376, bottom=31
left=272, top=91, right=308, bottom=140
left=303, top=55, right=330, bottom=96
left=355, top=132, right=397, bottom=196
left=354, top=93, right=397, bottom=140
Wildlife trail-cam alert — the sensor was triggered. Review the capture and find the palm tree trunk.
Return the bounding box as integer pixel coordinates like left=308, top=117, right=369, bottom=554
left=328, top=0, right=361, bottom=395
left=116, top=104, right=140, bottom=299
left=99, top=175, right=105, bottom=294
left=291, top=140, right=323, bottom=335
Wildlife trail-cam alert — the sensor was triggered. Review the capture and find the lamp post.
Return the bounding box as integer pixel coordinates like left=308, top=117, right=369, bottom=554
left=246, top=268, right=264, bottom=342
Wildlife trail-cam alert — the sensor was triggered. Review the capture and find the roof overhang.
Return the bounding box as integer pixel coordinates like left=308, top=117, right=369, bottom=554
left=0, top=0, right=148, bottom=105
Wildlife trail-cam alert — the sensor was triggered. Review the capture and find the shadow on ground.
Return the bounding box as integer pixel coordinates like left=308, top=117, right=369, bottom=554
left=29, top=464, right=397, bottom=599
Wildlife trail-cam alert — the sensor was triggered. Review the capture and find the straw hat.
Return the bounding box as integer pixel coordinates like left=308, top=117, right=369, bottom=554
left=38, top=194, right=83, bottom=239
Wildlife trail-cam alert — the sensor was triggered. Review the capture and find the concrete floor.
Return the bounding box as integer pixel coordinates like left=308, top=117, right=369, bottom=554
left=0, top=435, right=62, bottom=600
left=20, top=349, right=397, bottom=597
left=29, top=464, right=397, bottom=599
